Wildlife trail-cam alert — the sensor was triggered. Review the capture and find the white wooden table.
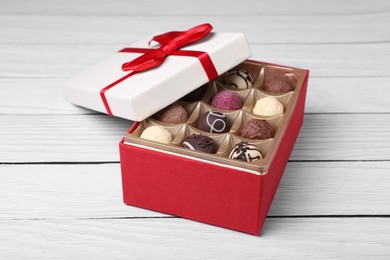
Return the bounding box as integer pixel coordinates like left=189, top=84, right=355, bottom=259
left=1, top=0, right=390, bottom=258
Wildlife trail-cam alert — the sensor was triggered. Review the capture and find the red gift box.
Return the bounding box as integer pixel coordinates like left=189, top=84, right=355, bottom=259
left=63, top=23, right=309, bottom=235
left=120, top=60, right=309, bottom=235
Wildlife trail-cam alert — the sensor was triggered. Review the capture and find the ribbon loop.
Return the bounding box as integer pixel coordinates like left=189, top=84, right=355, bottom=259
left=121, top=23, right=213, bottom=73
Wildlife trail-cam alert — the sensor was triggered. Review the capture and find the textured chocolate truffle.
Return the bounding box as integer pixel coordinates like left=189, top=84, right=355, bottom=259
left=140, top=125, right=172, bottom=144
left=222, top=68, right=254, bottom=89
left=241, top=119, right=274, bottom=140
left=253, top=96, right=284, bottom=117
left=263, top=74, right=295, bottom=93
left=211, top=90, right=242, bottom=110
left=183, top=134, right=217, bottom=154
left=180, top=84, right=208, bottom=102
left=197, top=110, right=229, bottom=133
left=153, top=103, right=188, bottom=124
left=229, top=142, right=262, bottom=162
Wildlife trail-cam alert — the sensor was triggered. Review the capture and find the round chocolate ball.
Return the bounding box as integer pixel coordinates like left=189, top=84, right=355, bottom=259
left=263, top=75, right=295, bottom=93
left=140, top=125, right=172, bottom=144
left=253, top=96, right=284, bottom=117
left=241, top=119, right=274, bottom=140
left=222, top=68, right=254, bottom=89
left=211, top=90, right=242, bottom=110
left=197, top=110, right=229, bottom=133
left=180, top=84, right=208, bottom=102
left=183, top=134, right=217, bottom=154
left=153, top=103, right=188, bottom=124
left=229, top=141, right=262, bottom=162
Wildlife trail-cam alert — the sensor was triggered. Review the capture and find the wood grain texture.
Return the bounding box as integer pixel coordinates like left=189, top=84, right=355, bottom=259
left=0, top=162, right=389, bottom=219
left=1, top=114, right=389, bottom=162
left=1, top=0, right=390, bottom=258
left=1, top=43, right=389, bottom=78
left=1, top=0, right=389, bottom=16
left=1, top=76, right=390, bottom=114
left=0, top=218, right=389, bottom=259
left=1, top=13, right=389, bottom=44
left=0, top=114, right=130, bottom=162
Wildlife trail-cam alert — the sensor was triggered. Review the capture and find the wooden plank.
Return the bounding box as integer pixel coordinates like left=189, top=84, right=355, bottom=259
left=305, top=77, right=390, bottom=113
left=0, top=0, right=388, bottom=258
left=1, top=114, right=389, bottom=162
left=0, top=162, right=389, bottom=219
left=291, top=113, right=390, bottom=161
left=0, top=114, right=131, bottom=162
left=1, top=43, right=388, bottom=78
left=1, top=13, right=389, bottom=44
left=0, top=218, right=389, bottom=259
left=1, top=0, right=389, bottom=16
left=0, top=79, right=79, bottom=114
left=1, top=76, right=389, bottom=115
left=0, top=164, right=165, bottom=219
left=275, top=161, right=390, bottom=215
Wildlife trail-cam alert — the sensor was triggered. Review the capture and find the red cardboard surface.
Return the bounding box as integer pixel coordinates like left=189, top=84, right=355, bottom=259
left=119, top=63, right=308, bottom=235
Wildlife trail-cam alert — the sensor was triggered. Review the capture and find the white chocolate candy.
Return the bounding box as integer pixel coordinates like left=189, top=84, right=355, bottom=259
left=253, top=96, right=284, bottom=117
left=223, top=68, right=254, bottom=89
left=140, top=125, right=172, bottom=144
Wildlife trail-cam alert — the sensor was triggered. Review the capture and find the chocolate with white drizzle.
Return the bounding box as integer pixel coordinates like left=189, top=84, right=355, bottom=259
left=222, top=68, right=254, bottom=89
left=229, top=141, right=262, bottom=162
left=197, top=110, right=229, bottom=133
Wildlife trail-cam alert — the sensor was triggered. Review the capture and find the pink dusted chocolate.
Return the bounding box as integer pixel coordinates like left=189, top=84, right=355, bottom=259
left=211, top=90, right=242, bottom=110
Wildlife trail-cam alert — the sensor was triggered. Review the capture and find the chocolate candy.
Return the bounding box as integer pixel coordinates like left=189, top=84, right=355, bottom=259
left=132, top=61, right=305, bottom=171
left=229, top=141, right=262, bottom=162
left=241, top=119, right=274, bottom=140
left=153, top=103, right=188, bottom=124
left=183, top=134, right=217, bottom=154
left=263, top=74, right=295, bottom=93
left=222, top=68, right=254, bottom=89
left=211, top=90, right=242, bottom=110
left=197, top=110, right=229, bottom=133
left=140, top=125, right=172, bottom=144
left=253, top=96, right=284, bottom=117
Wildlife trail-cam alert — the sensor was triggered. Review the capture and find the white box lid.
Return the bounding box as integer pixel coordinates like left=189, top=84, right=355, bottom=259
left=63, top=27, right=251, bottom=121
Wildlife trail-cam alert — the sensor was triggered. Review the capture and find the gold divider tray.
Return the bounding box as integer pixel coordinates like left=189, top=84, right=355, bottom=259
left=124, top=61, right=308, bottom=174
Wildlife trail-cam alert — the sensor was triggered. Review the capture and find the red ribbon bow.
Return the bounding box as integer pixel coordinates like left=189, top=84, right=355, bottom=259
left=100, top=23, right=217, bottom=116
left=121, top=23, right=213, bottom=72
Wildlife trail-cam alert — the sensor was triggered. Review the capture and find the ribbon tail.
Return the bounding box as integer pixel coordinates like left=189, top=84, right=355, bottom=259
left=100, top=71, right=138, bottom=115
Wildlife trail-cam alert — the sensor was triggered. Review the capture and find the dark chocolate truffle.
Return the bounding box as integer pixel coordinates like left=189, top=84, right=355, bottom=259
left=263, top=74, right=295, bottom=93
left=211, top=90, right=242, bottom=110
left=183, top=134, right=217, bottom=154
left=153, top=103, right=188, bottom=124
left=241, top=119, right=274, bottom=140
left=197, top=110, right=229, bottom=133
left=222, top=68, right=254, bottom=89
left=180, top=84, right=208, bottom=102
left=229, top=141, right=262, bottom=162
